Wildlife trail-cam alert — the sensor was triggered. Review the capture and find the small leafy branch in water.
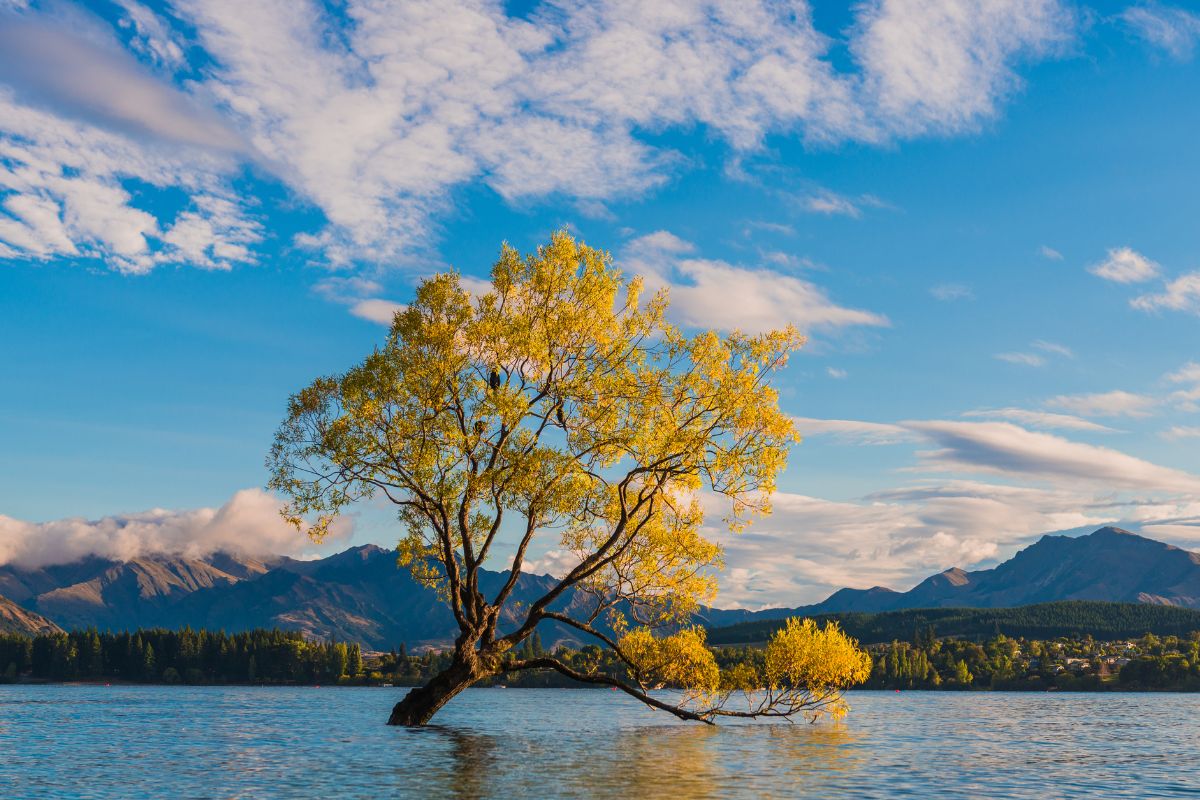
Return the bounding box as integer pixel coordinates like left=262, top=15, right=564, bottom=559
left=619, top=619, right=872, bottom=722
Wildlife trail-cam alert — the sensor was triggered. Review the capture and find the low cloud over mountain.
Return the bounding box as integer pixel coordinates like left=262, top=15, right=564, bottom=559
left=0, top=489, right=350, bottom=570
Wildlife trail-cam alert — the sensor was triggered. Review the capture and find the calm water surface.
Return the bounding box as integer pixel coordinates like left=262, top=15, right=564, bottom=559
left=2, top=686, right=1198, bottom=798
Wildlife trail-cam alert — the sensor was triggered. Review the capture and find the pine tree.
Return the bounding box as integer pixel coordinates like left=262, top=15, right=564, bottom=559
left=142, top=643, right=157, bottom=680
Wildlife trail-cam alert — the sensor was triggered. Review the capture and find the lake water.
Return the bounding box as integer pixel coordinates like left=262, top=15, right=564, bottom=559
left=2, top=686, right=1198, bottom=799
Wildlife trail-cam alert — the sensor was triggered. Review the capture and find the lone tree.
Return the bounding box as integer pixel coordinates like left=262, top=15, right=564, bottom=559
left=269, top=232, right=870, bottom=726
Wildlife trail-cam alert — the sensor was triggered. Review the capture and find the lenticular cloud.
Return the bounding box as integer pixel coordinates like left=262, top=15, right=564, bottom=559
left=0, top=489, right=350, bottom=569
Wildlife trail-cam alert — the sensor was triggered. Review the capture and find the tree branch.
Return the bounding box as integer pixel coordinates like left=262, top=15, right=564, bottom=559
left=502, top=657, right=714, bottom=724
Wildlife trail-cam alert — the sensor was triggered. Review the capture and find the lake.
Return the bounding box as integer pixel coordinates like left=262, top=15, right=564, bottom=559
left=2, top=686, right=1198, bottom=798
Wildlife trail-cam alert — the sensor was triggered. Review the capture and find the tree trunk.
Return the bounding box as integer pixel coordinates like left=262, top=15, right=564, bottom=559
left=387, top=657, right=483, bottom=726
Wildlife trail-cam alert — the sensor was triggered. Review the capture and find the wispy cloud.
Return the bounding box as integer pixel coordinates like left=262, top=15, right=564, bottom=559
left=802, top=190, right=864, bottom=218
left=995, top=351, right=1046, bottom=367
left=1046, top=389, right=1158, bottom=418
left=826, top=367, right=848, bottom=379
left=1032, top=339, right=1073, bottom=358
left=0, top=15, right=247, bottom=154
left=1165, top=361, right=1200, bottom=411
left=1132, top=272, right=1200, bottom=314
left=792, top=417, right=915, bottom=446
left=1121, top=2, right=1200, bottom=61
left=1039, top=245, right=1063, bottom=260
left=931, top=283, right=974, bottom=301
left=906, top=419, right=1200, bottom=492
left=963, top=407, right=1114, bottom=432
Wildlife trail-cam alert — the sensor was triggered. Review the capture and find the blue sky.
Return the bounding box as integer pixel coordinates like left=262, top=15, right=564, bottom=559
left=2, top=0, right=1200, bottom=606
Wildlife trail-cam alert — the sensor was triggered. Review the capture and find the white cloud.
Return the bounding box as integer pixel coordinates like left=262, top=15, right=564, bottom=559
left=628, top=230, right=694, bottom=254
left=1132, top=271, right=1200, bottom=314
left=826, top=367, right=848, bottom=379
left=802, top=190, right=862, bottom=217
left=0, top=85, right=259, bottom=273
left=906, top=419, right=1200, bottom=492
left=313, top=275, right=407, bottom=324
left=1039, top=245, right=1063, bottom=260
left=350, top=298, right=406, bottom=325
left=1167, top=362, right=1200, bottom=385
left=851, top=0, right=1072, bottom=136
left=1032, top=339, right=1073, bottom=358
left=158, top=194, right=262, bottom=271
left=1163, top=426, right=1200, bottom=440
left=1046, top=389, right=1158, bottom=418
left=0, top=0, right=1075, bottom=271
left=0, top=489, right=351, bottom=569
left=622, top=232, right=888, bottom=336
left=523, top=548, right=583, bottom=578
left=962, top=407, right=1115, bottom=432
left=930, top=283, right=973, bottom=301
left=714, top=481, right=1108, bottom=607
left=994, top=339, right=1072, bottom=368
left=115, top=0, right=187, bottom=69
left=1164, top=361, right=1200, bottom=412
left=792, top=417, right=915, bottom=446
left=1121, top=2, right=1200, bottom=61
left=1087, top=246, right=1161, bottom=283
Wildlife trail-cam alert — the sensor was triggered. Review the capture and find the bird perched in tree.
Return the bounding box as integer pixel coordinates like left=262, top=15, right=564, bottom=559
left=474, top=420, right=485, bottom=435
left=556, top=404, right=566, bottom=428
left=489, top=370, right=501, bottom=391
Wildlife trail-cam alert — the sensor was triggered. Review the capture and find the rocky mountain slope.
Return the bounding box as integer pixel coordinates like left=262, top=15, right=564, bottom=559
left=0, top=594, right=63, bottom=635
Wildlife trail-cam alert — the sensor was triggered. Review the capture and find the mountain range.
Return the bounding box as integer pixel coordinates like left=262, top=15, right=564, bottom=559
left=0, top=545, right=618, bottom=648
left=789, top=526, right=1200, bottom=614
left=1, top=526, right=1197, bottom=646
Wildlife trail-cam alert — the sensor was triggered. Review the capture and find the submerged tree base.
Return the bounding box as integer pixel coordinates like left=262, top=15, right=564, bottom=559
left=388, top=660, right=481, bottom=726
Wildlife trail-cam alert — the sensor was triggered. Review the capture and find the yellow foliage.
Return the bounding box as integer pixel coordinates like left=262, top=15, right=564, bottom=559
left=620, top=626, right=720, bottom=695
left=621, top=617, right=871, bottom=722
left=763, top=618, right=873, bottom=692
left=269, top=230, right=827, bottom=722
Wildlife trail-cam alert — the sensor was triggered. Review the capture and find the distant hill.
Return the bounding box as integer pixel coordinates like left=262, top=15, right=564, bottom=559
left=0, top=594, right=63, bottom=635
left=706, top=601, right=1200, bottom=646
left=0, top=553, right=279, bottom=631
left=799, top=527, right=1200, bottom=613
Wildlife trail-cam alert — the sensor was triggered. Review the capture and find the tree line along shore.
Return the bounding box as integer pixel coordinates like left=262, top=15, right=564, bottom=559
left=2, top=624, right=1199, bottom=692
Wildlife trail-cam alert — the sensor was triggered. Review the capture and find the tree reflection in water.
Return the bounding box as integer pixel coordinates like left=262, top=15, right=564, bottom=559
left=400, top=721, right=863, bottom=799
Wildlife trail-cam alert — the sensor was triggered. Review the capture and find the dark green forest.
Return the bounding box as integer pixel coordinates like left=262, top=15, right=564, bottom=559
left=4, top=606, right=1200, bottom=691
left=0, top=629, right=362, bottom=685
